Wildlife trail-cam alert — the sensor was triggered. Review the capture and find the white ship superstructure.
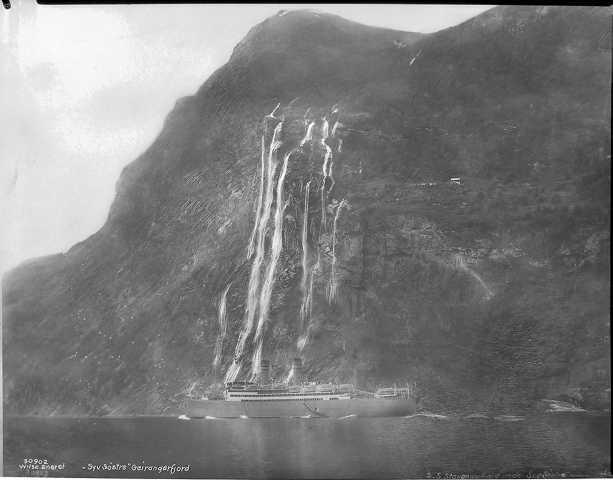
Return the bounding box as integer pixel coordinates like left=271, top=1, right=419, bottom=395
left=183, top=358, right=417, bottom=418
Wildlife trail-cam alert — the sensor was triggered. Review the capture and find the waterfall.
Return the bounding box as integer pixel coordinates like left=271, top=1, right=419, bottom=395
left=299, top=180, right=312, bottom=328
left=331, top=120, right=342, bottom=137
left=321, top=117, right=330, bottom=139
left=320, top=118, right=333, bottom=228
left=297, top=317, right=313, bottom=352
left=213, top=283, right=232, bottom=369
left=226, top=105, right=350, bottom=383
left=301, top=121, right=316, bottom=147
left=251, top=336, right=263, bottom=381
left=250, top=148, right=294, bottom=379
left=247, top=135, right=266, bottom=258
left=297, top=112, right=344, bottom=352
left=327, top=200, right=347, bottom=303
left=320, top=146, right=332, bottom=228
left=321, top=145, right=332, bottom=177
left=225, top=121, right=283, bottom=384
left=327, top=158, right=335, bottom=193
left=307, top=271, right=314, bottom=317
left=267, top=102, right=281, bottom=119
left=224, top=360, right=241, bottom=385
left=454, top=254, right=494, bottom=300
left=297, top=335, right=308, bottom=352
left=299, top=267, right=315, bottom=349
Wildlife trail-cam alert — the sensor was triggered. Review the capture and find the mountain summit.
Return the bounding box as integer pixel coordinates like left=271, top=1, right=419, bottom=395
left=3, top=6, right=610, bottom=415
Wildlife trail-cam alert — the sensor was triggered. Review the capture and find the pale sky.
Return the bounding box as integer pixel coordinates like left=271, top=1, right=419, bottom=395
left=0, top=2, right=493, bottom=274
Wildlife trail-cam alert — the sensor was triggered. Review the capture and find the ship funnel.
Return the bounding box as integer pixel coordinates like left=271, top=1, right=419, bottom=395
left=260, top=359, right=271, bottom=385
left=291, top=358, right=303, bottom=385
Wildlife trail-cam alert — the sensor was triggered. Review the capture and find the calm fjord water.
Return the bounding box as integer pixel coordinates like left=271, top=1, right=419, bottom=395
left=4, top=413, right=610, bottom=478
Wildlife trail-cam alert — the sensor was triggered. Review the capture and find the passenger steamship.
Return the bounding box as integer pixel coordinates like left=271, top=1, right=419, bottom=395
left=183, top=358, right=416, bottom=418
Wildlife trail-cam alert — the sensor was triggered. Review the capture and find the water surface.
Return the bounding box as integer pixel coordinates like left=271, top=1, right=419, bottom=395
left=4, top=413, right=610, bottom=478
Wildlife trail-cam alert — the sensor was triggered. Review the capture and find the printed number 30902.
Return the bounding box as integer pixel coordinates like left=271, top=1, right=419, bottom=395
left=23, top=459, right=49, bottom=465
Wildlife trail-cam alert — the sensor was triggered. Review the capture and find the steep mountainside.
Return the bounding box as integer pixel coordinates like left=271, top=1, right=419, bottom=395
left=3, top=6, right=610, bottom=415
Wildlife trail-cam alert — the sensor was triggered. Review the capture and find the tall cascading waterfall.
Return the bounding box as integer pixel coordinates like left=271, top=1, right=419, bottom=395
left=454, top=254, right=494, bottom=300
left=320, top=147, right=332, bottom=224
left=327, top=199, right=347, bottom=303
left=249, top=115, right=317, bottom=380
left=297, top=111, right=345, bottom=353
left=328, top=119, right=343, bottom=191
left=224, top=121, right=283, bottom=384
left=320, top=118, right=332, bottom=228
left=299, top=180, right=312, bottom=329
left=297, top=254, right=315, bottom=353
left=213, top=283, right=232, bottom=369
left=226, top=105, right=349, bottom=383
left=247, top=135, right=267, bottom=259
left=250, top=147, right=295, bottom=380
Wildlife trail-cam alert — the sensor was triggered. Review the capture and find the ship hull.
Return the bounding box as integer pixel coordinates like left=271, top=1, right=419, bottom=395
left=183, top=398, right=416, bottom=418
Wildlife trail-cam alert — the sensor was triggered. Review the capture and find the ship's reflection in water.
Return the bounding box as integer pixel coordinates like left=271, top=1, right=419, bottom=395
left=4, top=413, right=610, bottom=478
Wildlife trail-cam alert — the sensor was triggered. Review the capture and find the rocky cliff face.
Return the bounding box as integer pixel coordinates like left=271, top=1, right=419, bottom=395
left=3, top=6, right=610, bottom=415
